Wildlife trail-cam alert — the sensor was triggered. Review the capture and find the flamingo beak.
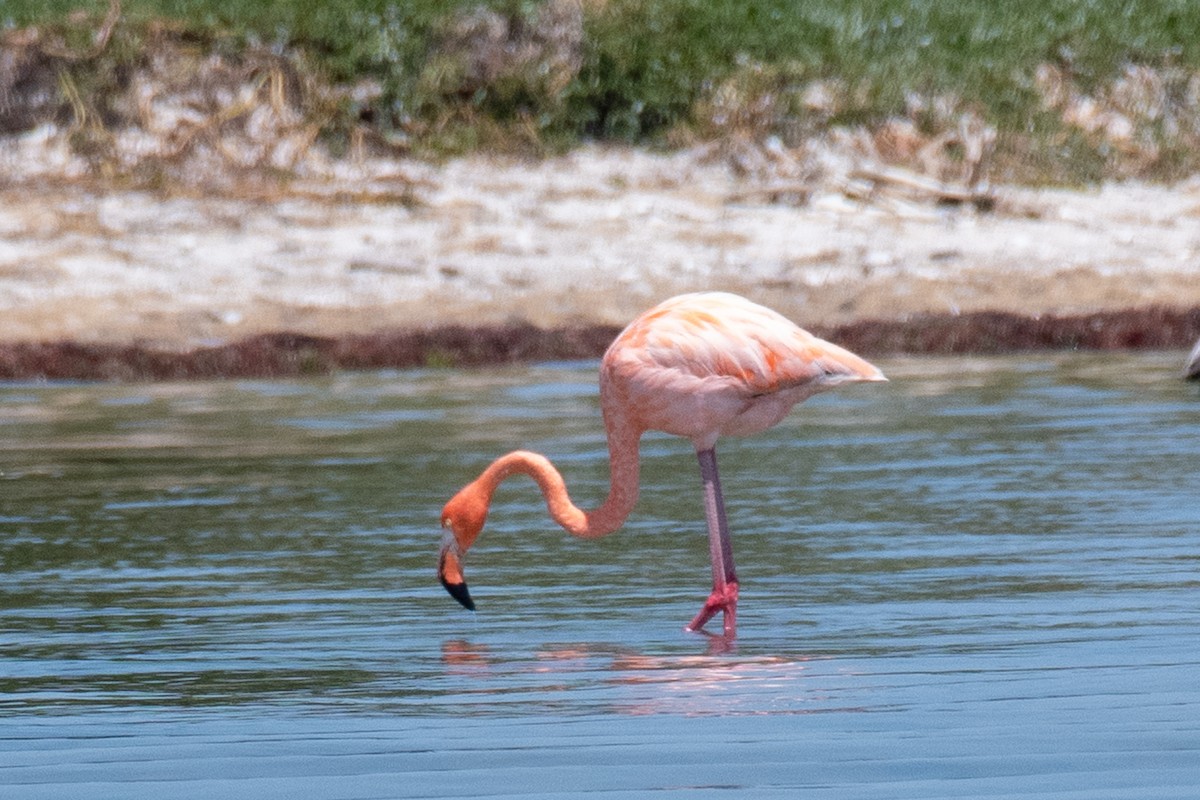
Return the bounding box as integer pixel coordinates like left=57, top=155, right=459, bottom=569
left=438, top=535, right=475, bottom=611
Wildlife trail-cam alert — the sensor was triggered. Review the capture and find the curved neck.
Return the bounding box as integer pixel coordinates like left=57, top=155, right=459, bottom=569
left=477, top=423, right=641, bottom=539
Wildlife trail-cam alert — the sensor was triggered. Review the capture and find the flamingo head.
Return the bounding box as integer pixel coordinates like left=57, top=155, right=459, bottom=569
left=437, top=483, right=489, bottom=611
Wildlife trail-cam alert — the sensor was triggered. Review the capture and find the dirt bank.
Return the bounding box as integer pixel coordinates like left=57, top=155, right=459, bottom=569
left=4, top=306, right=1200, bottom=381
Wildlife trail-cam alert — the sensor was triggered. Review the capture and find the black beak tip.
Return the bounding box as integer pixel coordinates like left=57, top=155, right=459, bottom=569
left=440, top=576, right=476, bottom=611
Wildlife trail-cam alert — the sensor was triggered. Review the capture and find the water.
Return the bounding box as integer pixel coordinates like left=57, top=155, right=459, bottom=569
left=1, top=353, right=1198, bottom=798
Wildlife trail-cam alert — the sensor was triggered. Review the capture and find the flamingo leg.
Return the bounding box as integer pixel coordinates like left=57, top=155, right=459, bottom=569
left=686, top=447, right=739, bottom=636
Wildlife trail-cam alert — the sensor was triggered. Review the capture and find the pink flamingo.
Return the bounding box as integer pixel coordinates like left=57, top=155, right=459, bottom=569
left=437, top=292, right=886, bottom=636
left=1186, top=336, right=1200, bottom=380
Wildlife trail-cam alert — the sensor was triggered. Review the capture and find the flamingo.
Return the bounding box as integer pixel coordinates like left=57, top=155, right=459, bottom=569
left=437, top=291, right=886, bottom=636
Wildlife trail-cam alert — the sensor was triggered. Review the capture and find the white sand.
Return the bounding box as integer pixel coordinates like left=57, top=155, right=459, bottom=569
left=2, top=145, right=1198, bottom=346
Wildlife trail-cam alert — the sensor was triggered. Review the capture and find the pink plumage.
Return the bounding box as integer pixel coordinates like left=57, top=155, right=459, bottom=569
left=602, top=292, right=884, bottom=449
left=438, top=291, right=886, bottom=636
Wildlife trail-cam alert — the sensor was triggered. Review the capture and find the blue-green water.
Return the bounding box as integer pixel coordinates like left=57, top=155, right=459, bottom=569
left=2, top=353, right=1198, bottom=798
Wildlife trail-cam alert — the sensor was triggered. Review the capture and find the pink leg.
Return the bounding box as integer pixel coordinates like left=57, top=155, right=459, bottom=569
left=686, top=447, right=739, bottom=637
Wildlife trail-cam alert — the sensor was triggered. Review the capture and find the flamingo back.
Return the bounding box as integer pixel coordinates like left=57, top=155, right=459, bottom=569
left=601, top=292, right=884, bottom=448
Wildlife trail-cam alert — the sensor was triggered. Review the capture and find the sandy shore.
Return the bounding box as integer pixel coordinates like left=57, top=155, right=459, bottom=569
left=2, top=146, right=1199, bottom=350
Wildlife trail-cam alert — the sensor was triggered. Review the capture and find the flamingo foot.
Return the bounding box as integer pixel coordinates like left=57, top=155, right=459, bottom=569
left=685, top=582, right=738, bottom=637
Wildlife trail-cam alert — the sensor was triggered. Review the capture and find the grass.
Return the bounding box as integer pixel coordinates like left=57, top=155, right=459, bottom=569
left=4, top=0, right=1200, bottom=182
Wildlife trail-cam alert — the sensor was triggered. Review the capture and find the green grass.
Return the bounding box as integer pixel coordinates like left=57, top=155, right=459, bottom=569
left=5, top=0, right=1200, bottom=181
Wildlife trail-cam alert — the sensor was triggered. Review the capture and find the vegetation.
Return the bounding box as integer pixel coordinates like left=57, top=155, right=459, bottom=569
left=4, top=0, right=1200, bottom=183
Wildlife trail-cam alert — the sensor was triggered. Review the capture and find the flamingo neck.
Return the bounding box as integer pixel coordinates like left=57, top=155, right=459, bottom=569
left=476, top=424, right=641, bottom=539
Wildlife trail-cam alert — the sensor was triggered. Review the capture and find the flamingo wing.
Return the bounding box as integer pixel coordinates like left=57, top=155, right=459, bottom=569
left=610, top=292, right=880, bottom=391
left=602, top=292, right=884, bottom=445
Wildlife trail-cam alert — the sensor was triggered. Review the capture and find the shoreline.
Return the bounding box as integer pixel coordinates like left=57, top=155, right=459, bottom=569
left=4, top=306, right=1198, bottom=381
left=3, top=145, right=1200, bottom=377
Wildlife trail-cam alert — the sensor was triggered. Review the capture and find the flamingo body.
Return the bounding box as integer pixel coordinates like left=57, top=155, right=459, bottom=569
left=438, top=291, right=886, bottom=636
left=602, top=292, right=881, bottom=448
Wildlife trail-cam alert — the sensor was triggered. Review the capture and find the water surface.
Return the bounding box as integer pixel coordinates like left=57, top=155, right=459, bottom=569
left=1, top=353, right=1198, bottom=798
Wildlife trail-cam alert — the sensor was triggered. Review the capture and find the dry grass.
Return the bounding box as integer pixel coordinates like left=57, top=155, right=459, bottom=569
left=0, top=3, right=411, bottom=195
left=5, top=1, right=1200, bottom=193
left=1036, top=62, right=1200, bottom=178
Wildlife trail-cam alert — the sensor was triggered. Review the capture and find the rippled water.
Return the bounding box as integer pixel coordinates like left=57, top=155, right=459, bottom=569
left=2, top=353, right=1199, bottom=798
